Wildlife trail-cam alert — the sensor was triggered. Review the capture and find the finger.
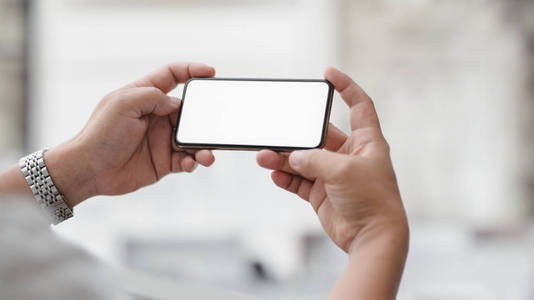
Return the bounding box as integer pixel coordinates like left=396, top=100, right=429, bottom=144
left=257, top=150, right=295, bottom=174
left=171, top=151, right=187, bottom=173
left=256, top=124, right=346, bottom=174
left=168, top=102, right=181, bottom=127
left=117, top=87, right=179, bottom=118
left=324, top=67, right=380, bottom=130
left=324, top=66, right=371, bottom=108
left=184, top=149, right=209, bottom=159
left=288, top=149, right=349, bottom=181
left=308, top=178, right=328, bottom=213
left=183, top=149, right=197, bottom=155
left=169, top=111, right=181, bottom=151
left=324, top=123, right=348, bottom=151
left=171, top=151, right=197, bottom=173
left=147, top=116, right=173, bottom=179
left=271, top=171, right=314, bottom=201
left=257, top=124, right=344, bottom=168
left=181, top=155, right=197, bottom=173
left=126, top=62, right=216, bottom=93
left=195, top=150, right=215, bottom=167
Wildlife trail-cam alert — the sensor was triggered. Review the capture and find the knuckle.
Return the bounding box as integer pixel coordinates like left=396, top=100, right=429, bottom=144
left=382, top=140, right=391, bottom=153
left=351, top=101, right=373, bottom=118
left=367, top=96, right=376, bottom=107
left=113, top=92, right=132, bottom=108
left=364, top=99, right=377, bottom=114
left=111, top=88, right=130, bottom=100
left=140, top=86, right=165, bottom=98
left=370, top=128, right=385, bottom=141
left=104, top=89, right=122, bottom=102
left=102, top=89, right=129, bottom=110
left=98, top=91, right=115, bottom=108
left=166, top=62, right=182, bottom=71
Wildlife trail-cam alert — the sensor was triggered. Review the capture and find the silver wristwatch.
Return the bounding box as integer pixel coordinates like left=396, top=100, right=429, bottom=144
left=19, top=149, right=73, bottom=224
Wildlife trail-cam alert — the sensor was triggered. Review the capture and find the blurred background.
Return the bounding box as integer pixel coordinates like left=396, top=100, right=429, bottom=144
left=2, top=0, right=534, bottom=299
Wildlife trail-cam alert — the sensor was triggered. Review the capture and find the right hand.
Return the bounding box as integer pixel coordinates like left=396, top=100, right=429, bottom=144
left=257, top=67, right=408, bottom=253
left=44, top=63, right=217, bottom=207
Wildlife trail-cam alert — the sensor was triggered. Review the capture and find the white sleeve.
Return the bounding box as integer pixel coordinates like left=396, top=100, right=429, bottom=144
left=0, top=197, right=132, bottom=300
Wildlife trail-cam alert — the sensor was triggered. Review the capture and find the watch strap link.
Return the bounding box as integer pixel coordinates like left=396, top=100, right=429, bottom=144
left=19, top=149, right=73, bottom=224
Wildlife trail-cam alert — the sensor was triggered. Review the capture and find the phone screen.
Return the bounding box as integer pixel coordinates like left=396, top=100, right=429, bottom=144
left=175, top=78, right=333, bottom=150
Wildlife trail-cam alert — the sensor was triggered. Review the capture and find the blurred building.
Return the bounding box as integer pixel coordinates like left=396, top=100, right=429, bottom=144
left=2, top=0, right=534, bottom=299
left=0, top=0, right=25, bottom=156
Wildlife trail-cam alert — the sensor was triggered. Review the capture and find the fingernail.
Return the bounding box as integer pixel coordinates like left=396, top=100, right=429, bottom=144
left=289, top=151, right=303, bottom=169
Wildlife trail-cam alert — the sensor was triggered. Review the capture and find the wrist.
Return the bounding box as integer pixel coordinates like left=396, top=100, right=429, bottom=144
left=348, top=212, right=409, bottom=258
left=44, top=139, right=96, bottom=208
left=333, top=214, right=408, bottom=300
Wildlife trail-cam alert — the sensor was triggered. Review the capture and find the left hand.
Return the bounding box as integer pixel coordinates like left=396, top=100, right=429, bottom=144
left=256, top=67, right=407, bottom=254
left=45, top=63, right=216, bottom=207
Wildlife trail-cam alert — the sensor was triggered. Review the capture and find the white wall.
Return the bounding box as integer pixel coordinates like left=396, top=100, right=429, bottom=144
left=342, top=1, right=527, bottom=226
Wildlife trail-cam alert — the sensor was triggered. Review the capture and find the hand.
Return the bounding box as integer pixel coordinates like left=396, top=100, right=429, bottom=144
left=257, top=67, right=408, bottom=253
left=45, top=63, right=216, bottom=207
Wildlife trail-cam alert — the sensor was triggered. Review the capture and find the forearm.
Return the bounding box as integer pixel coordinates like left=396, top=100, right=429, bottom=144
left=329, top=222, right=409, bottom=300
left=0, top=165, right=32, bottom=197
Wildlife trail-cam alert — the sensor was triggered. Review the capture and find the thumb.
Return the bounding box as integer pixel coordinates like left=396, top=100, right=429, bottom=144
left=121, top=87, right=180, bottom=118
left=288, top=149, right=349, bottom=181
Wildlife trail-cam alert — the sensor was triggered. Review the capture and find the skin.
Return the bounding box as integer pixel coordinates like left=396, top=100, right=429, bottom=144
left=256, top=67, right=409, bottom=299
left=0, top=63, right=408, bottom=299
left=0, top=62, right=217, bottom=207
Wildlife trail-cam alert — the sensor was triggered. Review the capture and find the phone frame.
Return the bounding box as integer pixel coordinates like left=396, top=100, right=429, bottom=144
left=174, top=77, right=334, bottom=151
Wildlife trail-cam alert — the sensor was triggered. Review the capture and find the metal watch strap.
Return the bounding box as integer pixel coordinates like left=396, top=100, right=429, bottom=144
left=19, top=149, right=73, bottom=224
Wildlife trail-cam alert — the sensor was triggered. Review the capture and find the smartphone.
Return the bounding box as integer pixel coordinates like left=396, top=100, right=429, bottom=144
left=174, top=78, right=334, bottom=151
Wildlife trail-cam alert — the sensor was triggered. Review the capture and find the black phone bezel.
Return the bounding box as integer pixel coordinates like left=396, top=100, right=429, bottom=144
left=173, top=77, right=334, bottom=151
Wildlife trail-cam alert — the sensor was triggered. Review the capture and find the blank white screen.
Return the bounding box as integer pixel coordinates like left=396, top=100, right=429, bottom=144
left=176, top=79, right=331, bottom=148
